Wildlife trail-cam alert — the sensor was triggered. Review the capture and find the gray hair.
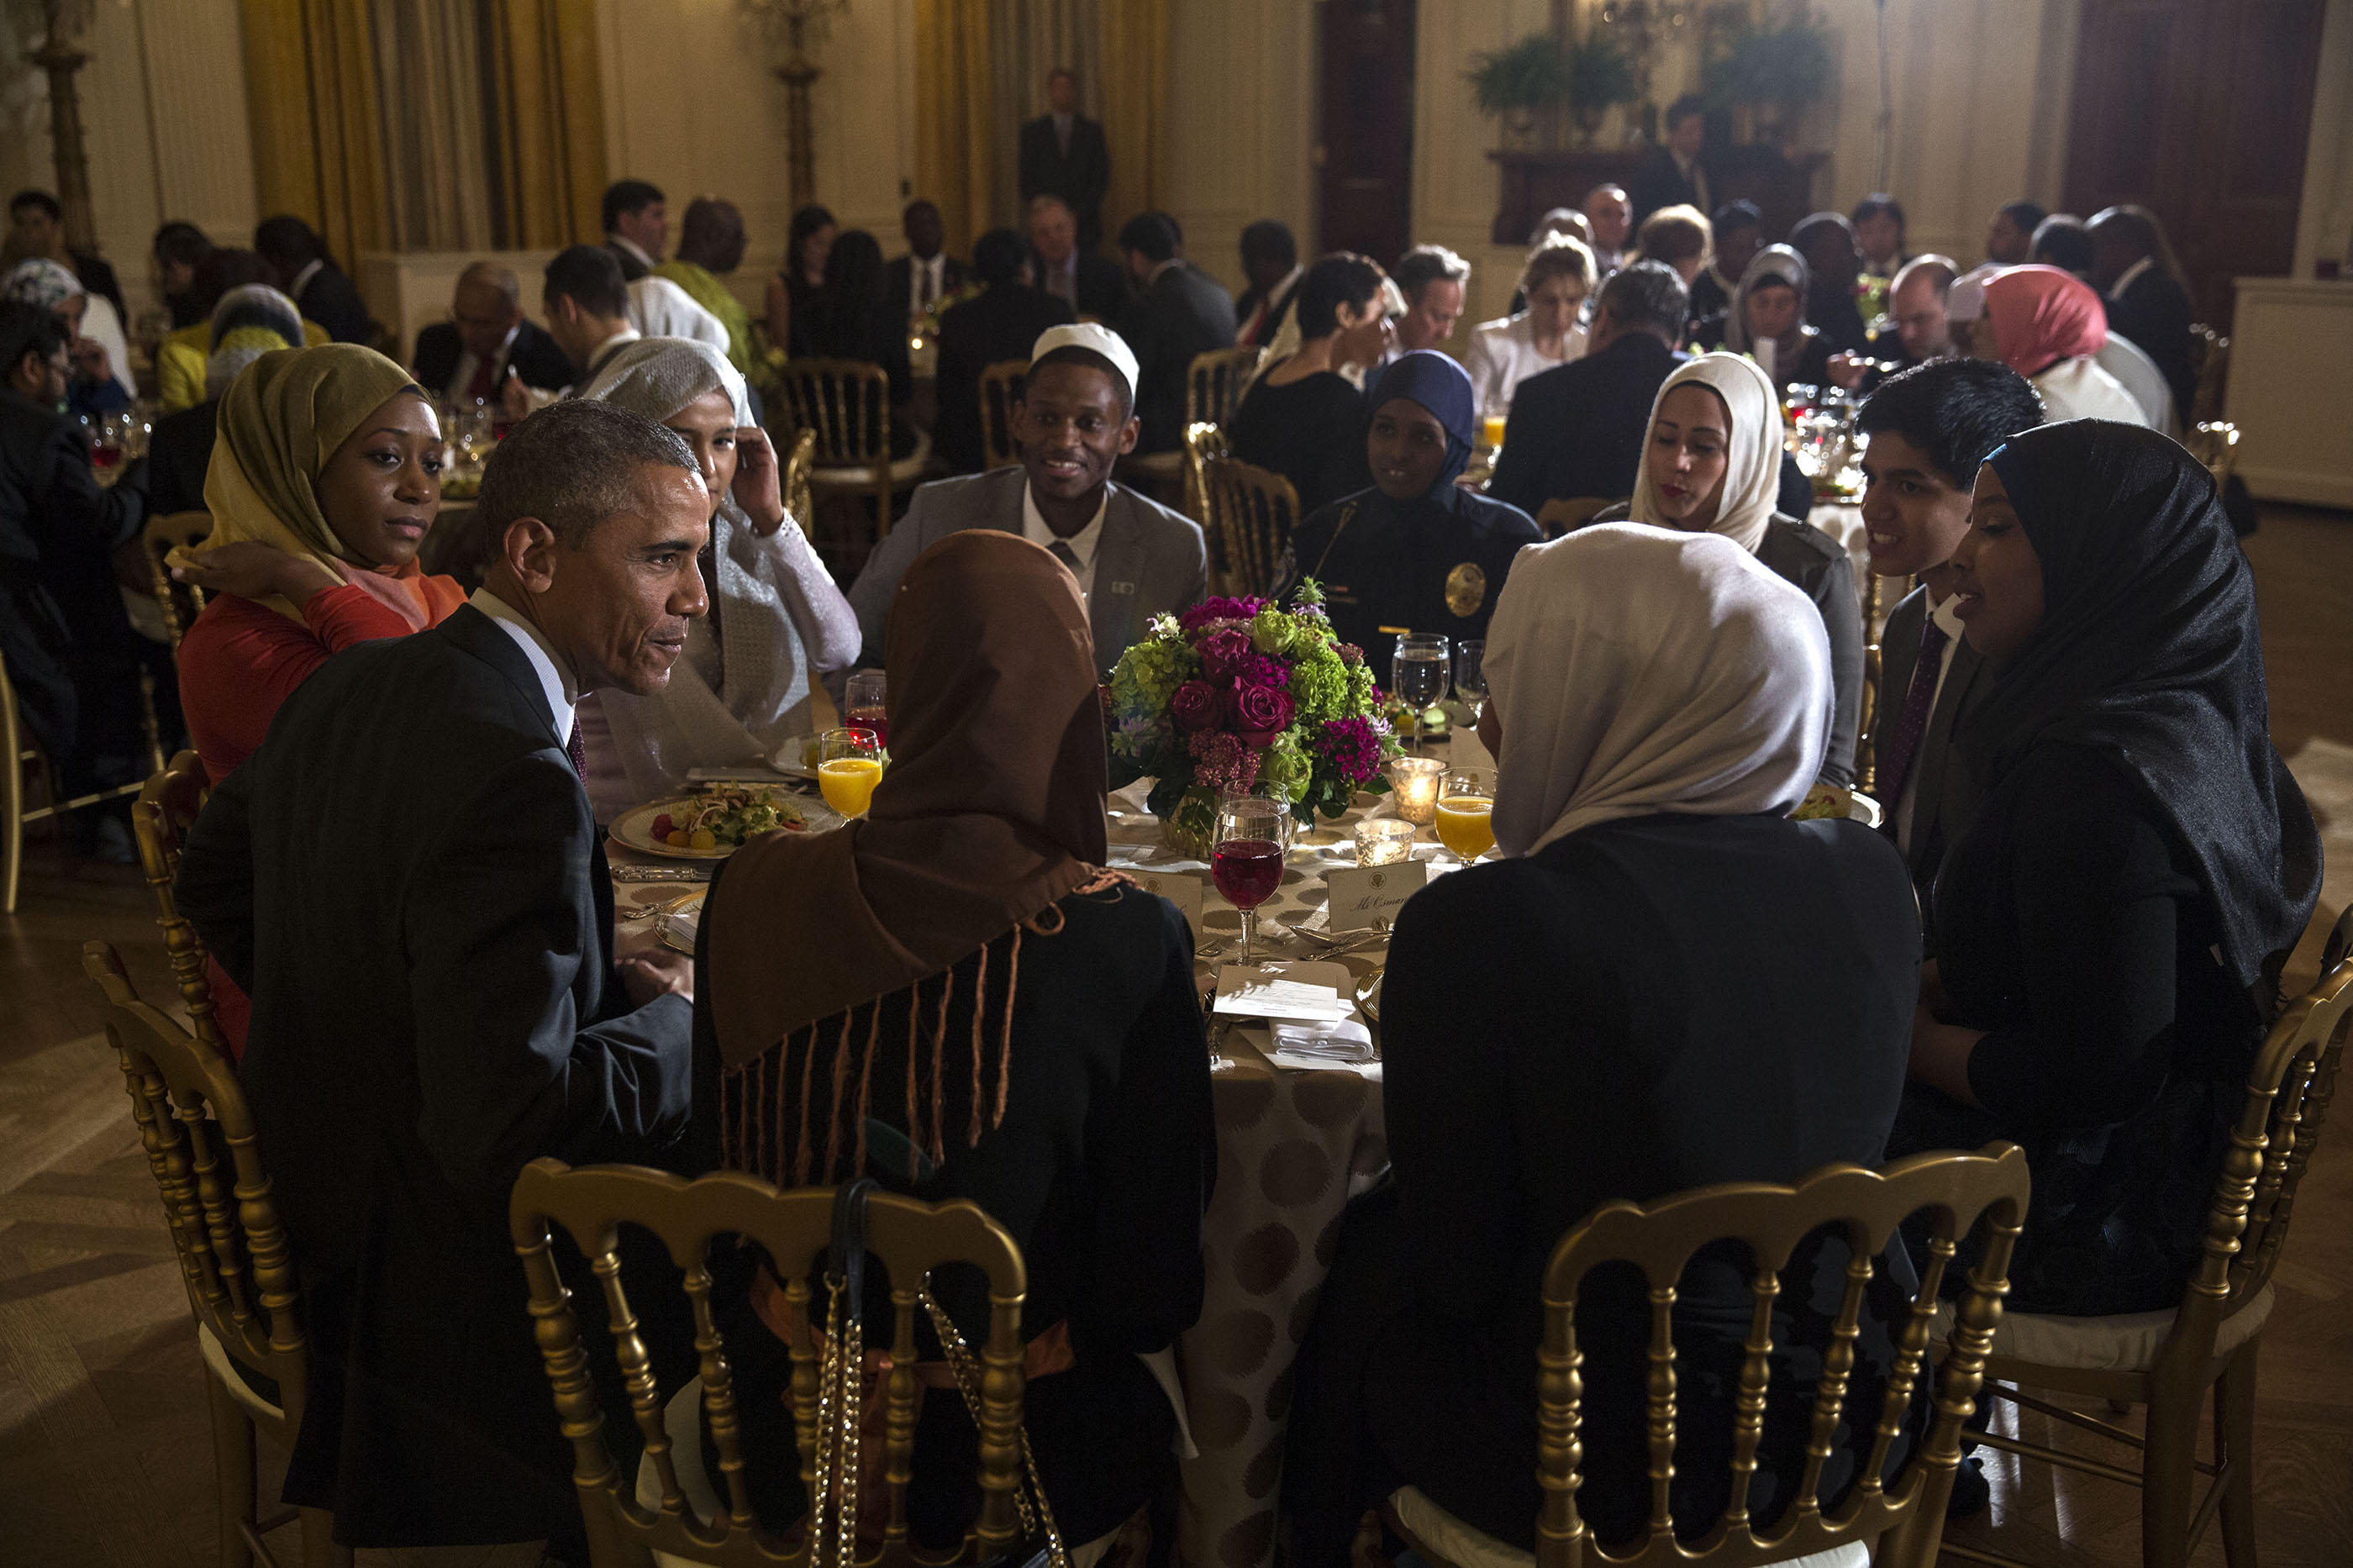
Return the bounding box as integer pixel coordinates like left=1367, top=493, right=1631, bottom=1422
left=1393, top=244, right=1471, bottom=301
left=478, top=399, right=699, bottom=549
left=456, top=260, right=522, bottom=312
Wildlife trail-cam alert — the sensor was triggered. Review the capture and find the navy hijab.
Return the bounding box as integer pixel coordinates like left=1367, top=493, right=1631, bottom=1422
left=1366, top=350, right=1477, bottom=495
left=1960, top=418, right=2320, bottom=989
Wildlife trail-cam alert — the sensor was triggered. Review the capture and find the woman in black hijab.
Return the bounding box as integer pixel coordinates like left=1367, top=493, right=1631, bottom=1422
left=1273, top=350, right=1539, bottom=683
left=1788, top=211, right=1871, bottom=356
left=1892, top=418, right=2321, bottom=1317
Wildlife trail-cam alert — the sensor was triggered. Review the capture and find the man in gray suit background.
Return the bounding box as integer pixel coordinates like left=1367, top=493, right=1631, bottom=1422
left=1855, top=359, right=2045, bottom=914
left=849, top=323, right=1206, bottom=677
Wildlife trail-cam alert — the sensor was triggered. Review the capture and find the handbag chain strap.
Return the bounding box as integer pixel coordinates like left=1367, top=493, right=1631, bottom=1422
left=918, top=1287, right=1070, bottom=1568
left=809, top=1274, right=865, bottom=1568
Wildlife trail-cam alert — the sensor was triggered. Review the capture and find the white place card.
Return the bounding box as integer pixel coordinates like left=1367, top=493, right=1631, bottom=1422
left=1128, top=869, right=1205, bottom=941
left=1323, top=860, right=1428, bottom=930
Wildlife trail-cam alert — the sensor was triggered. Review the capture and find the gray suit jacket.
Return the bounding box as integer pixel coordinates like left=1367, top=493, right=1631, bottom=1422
left=847, top=466, right=1208, bottom=677
left=1876, top=583, right=1987, bottom=902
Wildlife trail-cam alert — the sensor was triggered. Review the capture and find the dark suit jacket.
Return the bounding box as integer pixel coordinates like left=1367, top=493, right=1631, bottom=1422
left=143, top=399, right=218, bottom=518
left=175, top=604, right=697, bottom=1546
left=412, top=319, right=574, bottom=403
left=605, top=238, right=651, bottom=282
left=1488, top=333, right=1684, bottom=517
left=1119, top=261, right=1237, bottom=454
left=1233, top=275, right=1301, bottom=349
left=884, top=252, right=975, bottom=320
left=1019, top=113, right=1112, bottom=248
left=933, top=283, right=1075, bottom=473
left=847, top=466, right=1206, bottom=676
left=71, top=249, right=126, bottom=323
left=1628, top=146, right=1709, bottom=227
left=1039, top=250, right=1129, bottom=322
left=1875, top=584, right=1987, bottom=912
left=2105, top=267, right=2197, bottom=418
left=297, top=265, right=371, bottom=345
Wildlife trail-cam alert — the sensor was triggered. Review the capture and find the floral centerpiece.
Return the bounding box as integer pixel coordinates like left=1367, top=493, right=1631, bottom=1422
left=1105, top=586, right=1397, bottom=857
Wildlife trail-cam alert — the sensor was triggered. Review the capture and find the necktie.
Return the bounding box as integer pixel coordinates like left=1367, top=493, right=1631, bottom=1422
left=1242, top=298, right=1269, bottom=347
left=1047, top=539, right=1082, bottom=575
left=919, top=261, right=934, bottom=308
left=565, top=719, right=588, bottom=786
left=465, top=352, right=498, bottom=405
left=1879, top=616, right=1951, bottom=815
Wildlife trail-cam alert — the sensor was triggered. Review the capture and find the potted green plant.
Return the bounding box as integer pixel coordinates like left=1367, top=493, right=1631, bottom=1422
left=1466, top=33, right=1571, bottom=149
left=1566, top=34, right=1639, bottom=146
left=1702, top=10, right=1836, bottom=145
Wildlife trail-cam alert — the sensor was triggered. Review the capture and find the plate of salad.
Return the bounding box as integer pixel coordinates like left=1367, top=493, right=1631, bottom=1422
left=609, top=783, right=835, bottom=860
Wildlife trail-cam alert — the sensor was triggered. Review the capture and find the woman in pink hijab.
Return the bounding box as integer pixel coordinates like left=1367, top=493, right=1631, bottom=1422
left=1965, top=264, right=2149, bottom=425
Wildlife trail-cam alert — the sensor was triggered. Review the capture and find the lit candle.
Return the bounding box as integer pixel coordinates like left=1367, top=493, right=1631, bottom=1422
left=1387, top=756, right=1443, bottom=825
left=1355, top=817, right=1416, bottom=866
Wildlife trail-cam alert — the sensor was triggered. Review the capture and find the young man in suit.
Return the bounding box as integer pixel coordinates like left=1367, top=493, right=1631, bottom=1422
left=1629, top=95, right=1711, bottom=229
left=883, top=199, right=973, bottom=328
left=1856, top=357, right=2045, bottom=907
left=2090, top=204, right=2198, bottom=418
left=176, top=400, right=712, bottom=1553
left=411, top=261, right=572, bottom=406
left=848, top=323, right=1205, bottom=677
left=601, top=177, right=666, bottom=281
left=1115, top=211, right=1236, bottom=455
left=1029, top=195, right=1126, bottom=321
left=1488, top=261, right=1689, bottom=519
left=1018, top=66, right=1111, bottom=250
left=253, top=214, right=370, bottom=344
left=1234, top=219, right=1303, bottom=349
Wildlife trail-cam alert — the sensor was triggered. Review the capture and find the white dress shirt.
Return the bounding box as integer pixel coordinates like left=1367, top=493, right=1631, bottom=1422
left=288, top=259, right=325, bottom=300
left=1463, top=312, right=1587, bottom=418
left=1892, top=588, right=1967, bottom=853
left=608, top=234, right=659, bottom=274
left=444, top=322, right=521, bottom=404
left=470, top=587, right=581, bottom=745
left=906, top=252, right=948, bottom=318
left=1021, top=481, right=1108, bottom=600
left=2106, top=255, right=2155, bottom=302
left=2033, top=356, right=2151, bottom=427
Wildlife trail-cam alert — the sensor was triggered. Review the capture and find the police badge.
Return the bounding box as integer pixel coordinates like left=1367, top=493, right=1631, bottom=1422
left=1444, top=561, right=1487, bottom=618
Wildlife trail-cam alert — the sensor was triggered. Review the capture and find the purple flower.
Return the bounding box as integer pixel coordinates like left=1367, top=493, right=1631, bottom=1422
left=1170, top=679, right=1224, bottom=734
left=1315, top=716, right=1385, bottom=784
left=1228, top=681, right=1296, bottom=745
left=1179, top=596, right=1267, bottom=632
left=1197, top=627, right=1256, bottom=681
left=1187, top=731, right=1261, bottom=793
left=1235, top=652, right=1291, bottom=690
left=1335, top=641, right=1364, bottom=668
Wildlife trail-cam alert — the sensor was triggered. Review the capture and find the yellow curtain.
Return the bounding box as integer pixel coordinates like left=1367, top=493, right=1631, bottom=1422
left=241, top=0, right=390, bottom=266
left=493, top=0, right=609, bottom=248
left=1096, top=0, right=1169, bottom=251
left=916, top=0, right=997, bottom=255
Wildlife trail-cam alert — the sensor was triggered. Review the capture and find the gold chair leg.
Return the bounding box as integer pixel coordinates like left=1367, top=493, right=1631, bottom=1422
left=2215, top=1340, right=2260, bottom=1568
left=3, top=667, right=21, bottom=915
left=206, top=1368, right=259, bottom=1568
left=297, top=1504, right=350, bottom=1568
left=2140, top=1377, right=2199, bottom=1568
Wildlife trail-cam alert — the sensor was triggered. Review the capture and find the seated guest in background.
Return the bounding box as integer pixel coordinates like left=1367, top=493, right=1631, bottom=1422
left=1986, top=199, right=2045, bottom=268
left=413, top=261, right=571, bottom=408
left=1600, top=353, right=1862, bottom=784
left=708, top=528, right=1210, bottom=1551
left=1276, top=351, right=1537, bottom=677
left=807, top=230, right=918, bottom=451
left=1829, top=254, right=1958, bottom=392
left=3, top=257, right=131, bottom=418
left=1506, top=209, right=1593, bottom=315
left=1852, top=192, right=1910, bottom=278
left=1116, top=211, right=1236, bottom=455
left=0, top=303, right=149, bottom=860
left=1582, top=182, right=1633, bottom=272
left=155, top=247, right=324, bottom=413
left=627, top=274, right=731, bottom=361
left=575, top=339, right=858, bottom=821
left=1629, top=94, right=1711, bottom=227
left=850, top=324, right=1203, bottom=676
left=2089, top=203, right=2197, bottom=418
left=933, top=226, right=1075, bottom=474
left=1856, top=358, right=2044, bottom=907
left=2028, top=213, right=2095, bottom=281
left=139, top=284, right=308, bottom=518
left=1788, top=211, right=1870, bottom=354
left=254, top=215, right=369, bottom=344
left=1226, top=252, right=1390, bottom=513
left=764, top=203, right=836, bottom=358
left=1629, top=203, right=1709, bottom=288
left=1891, top=419, right=2320, bottom=1320
left=1687, top=197, right=1760, bottom=326
left=1029, top=194, right=1126, bottom=321
left=1019, top=66, right=1112, bottom=250
left=176, top=400, right=708, bottom=1555
left=1463, top=235, right=1595, bottom=419
left=530, top=245, right=642, bottom=397
left=1489, top=260, right=1689, bottom=519
left=1234, top=218, right=1304, bottom=349
left=1287, top=521, right=1919, bottom=1563
left=6, top=188, right=124, bottom=319
left=1702, top=245, right=1832, bottom=394
left=885, top=198, right=972, bottom=331
left=1962, top=265, right=2145, bottom=425
left=1391, top=244, right=1471, bottom=353
left=153, top=220, right=213, bottom=329
left=601, top=177, right=666, bottom=280
left=655, top=196, right=757, bottom=374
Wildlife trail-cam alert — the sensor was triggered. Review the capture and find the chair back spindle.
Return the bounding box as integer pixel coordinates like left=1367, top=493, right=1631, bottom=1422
left=977, top=360, right=1029, bottom=471
left=1203, top=457, right=1300, bottom=599
left=144, top=511, right=213, bottom=650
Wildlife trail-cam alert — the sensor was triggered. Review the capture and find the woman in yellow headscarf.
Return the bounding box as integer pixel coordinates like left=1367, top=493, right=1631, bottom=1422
left=171, top=343, right=467, bottom=785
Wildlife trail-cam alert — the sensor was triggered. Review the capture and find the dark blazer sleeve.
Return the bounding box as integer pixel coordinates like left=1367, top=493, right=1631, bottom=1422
left=1487, top=376, right=1557, bottom=516
left=1309, top=387, right=1373, bottom=512
left=1017, top=119, right=1050, bottom=203
left=1813, top=545, right=1863, bottom=787
left=1076, top=118, right=1111, bottom=214
left=401, top=750, right=693, bottom=1192
left=38, top=419, right=145, bottom=556
left=303, top=270, right=371, bottom=345
left=510, top=323, right=576, bottom=392
left=176, top=763, right=258, bottom=992
left=412, top=322, right=459, bottom=394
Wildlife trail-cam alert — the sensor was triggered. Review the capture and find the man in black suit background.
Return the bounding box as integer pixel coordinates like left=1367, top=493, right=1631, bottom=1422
left=1116, top=212, right=1235, bottom=455
left=1233, top=219, right=1304, bottom=350
left=1019, top=66, right=1111, bottom=250
left=1029, top=195, right=1127, bottom=321
left=932, top=226, right=1074, bottom=472
left=1489, top=261, right=1689, bottom=520
left=601, top=178, right=666, bottom=282
left=2090, top=204, right=2198, bottom=418
left=883, top=199, right=973, bottom=329
left=412, top=261, right=573, bottom=406
left=1629, top=95, right=1712, bottom=229
left=254, top=215, right=371, bottom=345
left=176, top=400, right=712, bottom=1552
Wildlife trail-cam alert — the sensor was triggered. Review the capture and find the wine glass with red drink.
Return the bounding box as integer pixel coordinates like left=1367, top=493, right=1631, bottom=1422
left=1211, top=794, right=1287, bottom=965
left=845, top=670, right=888, bottom=750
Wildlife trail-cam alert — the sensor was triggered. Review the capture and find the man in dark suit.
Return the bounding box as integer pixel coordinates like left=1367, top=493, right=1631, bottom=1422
left=850, top=324, right=1205, bottom=676
left=1629, top=95, right=1713, bottom=229
left=1019, top=67, right=1111, bottom=250
left=1233, top=219, right=1303, bottom=349
left=412, top=261, right=573, bottom=406
left=1029, top=195, right=1125, bottom=321
left=1854, top=358, right=2045, bottom=908
left=601, top=177, right=666, bottom=282
left=1489, top=261, right=1689, bottom=520
left=1115, top=212, right=1235, bottom=455
left=933, top=227, right=1074, bottom=473
left=883, top=199, right=974, bottom=329
left=175, top=400, right=712, bottom=1551
left=2090, top=204, right=2198, bottom=418
left=254, top=214, right=371, bottom=344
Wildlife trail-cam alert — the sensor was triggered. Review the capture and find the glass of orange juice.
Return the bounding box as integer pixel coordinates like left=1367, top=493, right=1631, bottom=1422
left=1434, top=767, right=1496, bottom=863
left=817, top=728, right=884, bottom=818
left=1481, top=413, right=1507, bottom=450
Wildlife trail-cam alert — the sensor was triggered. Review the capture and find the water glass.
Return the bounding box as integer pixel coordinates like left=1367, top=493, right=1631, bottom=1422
left=1454, top=639, right=1487, bottom=722
left=1392, top=633, right=1450, bottom=752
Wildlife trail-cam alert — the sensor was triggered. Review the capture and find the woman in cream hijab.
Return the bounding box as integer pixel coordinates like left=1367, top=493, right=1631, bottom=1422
left=1598, top=350, right=1862, bottom=783
left=1287, top=523, right=1922, bottom=1561
left=575, top=337, right=859, bottom=819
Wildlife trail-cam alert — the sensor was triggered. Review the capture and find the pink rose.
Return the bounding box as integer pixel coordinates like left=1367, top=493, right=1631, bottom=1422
left=1171, top=679, right=1224, bottom=734
left=1228, top=681, right=1296, bottom=745
left=1198, top=627, right=1255, bottom=682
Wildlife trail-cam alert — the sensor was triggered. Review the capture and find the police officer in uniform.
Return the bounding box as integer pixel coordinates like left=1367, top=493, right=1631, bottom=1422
left=1277, top=350, right=1538, bottom=683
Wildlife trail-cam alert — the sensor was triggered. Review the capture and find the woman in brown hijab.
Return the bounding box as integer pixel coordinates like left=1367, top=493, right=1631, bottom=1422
left=701, top=529, right=1214, bottom=1550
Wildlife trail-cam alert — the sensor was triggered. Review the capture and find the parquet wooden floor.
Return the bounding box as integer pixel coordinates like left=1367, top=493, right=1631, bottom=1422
left=3, top=507, right=2349, bottom=1567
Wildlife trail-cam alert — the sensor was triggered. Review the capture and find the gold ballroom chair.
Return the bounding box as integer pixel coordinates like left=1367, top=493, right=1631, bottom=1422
left=129, top=750, right=232, bottom=1055
left=1381, top=1144, right=2033, bottom=1568
left=772, top=359, right=929, bottom=540
left=0, top=650, right=150, bottom=913
left=2187, top=325, right=2230, bottom=429
left=1183, top=421, right=1233, bottom=586
left=977, top=358, right=1029, bottom=471
left=779, top=425, right=818, bottom=537
left=1201, top=457, right=1301, bottom=601
left=143, top=509, right=213, bottom=650
left=1119, top=345, right=1269, bottom=508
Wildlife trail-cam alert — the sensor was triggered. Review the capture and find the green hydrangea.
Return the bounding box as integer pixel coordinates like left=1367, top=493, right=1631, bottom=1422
left=1259, top=734, right=1313, bottom=803
left=1287, top=642, right=1352, bottom=721
left=1108, top=632, right=1194, bottom=723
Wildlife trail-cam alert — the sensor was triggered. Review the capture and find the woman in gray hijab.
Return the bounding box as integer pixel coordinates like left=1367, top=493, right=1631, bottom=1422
left=576, top=337, right=860, bottom=818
